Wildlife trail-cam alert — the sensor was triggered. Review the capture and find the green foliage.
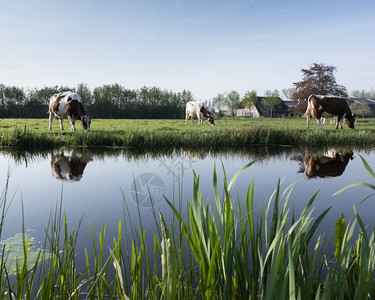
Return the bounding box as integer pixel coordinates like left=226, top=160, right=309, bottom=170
left=261, top=90, right=282, bottom=118
left=212, top=93, right=225, bottom=115
left=0, top=83, right=193, bottom=119
left=241, top=90, right=257, bottom=108
left=224, top=90, right=241, bottom=116
left=334, top=213, right=347, bottom=261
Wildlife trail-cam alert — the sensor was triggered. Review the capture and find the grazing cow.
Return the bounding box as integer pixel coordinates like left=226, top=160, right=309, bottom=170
left=305, top=94, right=355, bottom=130
left=51, top=152, right=90, bottom=182
left=185, top=101, right=215, bottom=125
left=296, top=150, right=354, bottom=179
left=49, top=91, right=92, bottom=131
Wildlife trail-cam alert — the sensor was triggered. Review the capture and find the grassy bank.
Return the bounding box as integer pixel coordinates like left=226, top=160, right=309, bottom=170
left=1, top=118, right=375, bottom=150
left=1, top=160, right=375, bottom=298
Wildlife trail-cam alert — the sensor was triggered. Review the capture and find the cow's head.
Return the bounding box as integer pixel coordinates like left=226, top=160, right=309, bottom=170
left=208, top=114, right=215, bottom=125
left=344, top=114, right=356, bottom=129
left=81, top=115, right=92, bottom=131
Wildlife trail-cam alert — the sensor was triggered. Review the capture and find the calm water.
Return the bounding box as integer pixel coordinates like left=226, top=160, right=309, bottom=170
left=0, top=146, right=374, bottom=270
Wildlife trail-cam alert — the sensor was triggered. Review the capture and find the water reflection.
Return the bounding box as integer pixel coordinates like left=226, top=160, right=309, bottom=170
left=294, top=150, right=354, bottom=179
left=50, top=151, right=91, bottom=182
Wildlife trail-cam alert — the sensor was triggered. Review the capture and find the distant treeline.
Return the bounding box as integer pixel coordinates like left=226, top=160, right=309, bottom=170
left=0, top=83, right=194, bottom=119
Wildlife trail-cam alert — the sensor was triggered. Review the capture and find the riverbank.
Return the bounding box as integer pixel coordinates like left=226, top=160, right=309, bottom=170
left=1, top=118, right=375, bottom=150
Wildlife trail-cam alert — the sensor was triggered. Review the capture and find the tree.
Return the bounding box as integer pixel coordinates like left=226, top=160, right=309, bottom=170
left=241, top=90, right=257, bottom=108
left=282, top=87, right=296, bottom=101
left=4, top=86, right=26, bottom=117
left=349, top=102, right=372, bottom=118
left=0, top=84, right=5, bottom=115
left=262, top=90, right=281, bottom=118
left=212, top=93, right=225, bottom=115
left=350, top=89, right=375, bottom=99
left=225, top=91, right=241, bottom=117
left=76, top=83, right=93, bottom=108
left=292, top=63, right=348, bottom=102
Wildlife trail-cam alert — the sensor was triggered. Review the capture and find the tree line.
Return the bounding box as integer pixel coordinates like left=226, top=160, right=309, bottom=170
left=2, top=63, right=374, bottom=119
left=0, top=83, right=194, bottom=119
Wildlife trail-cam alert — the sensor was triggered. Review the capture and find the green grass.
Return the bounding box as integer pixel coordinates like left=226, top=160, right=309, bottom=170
left=1, top=159, right=375, bottom=298
left=1, top=117, right=375, bottom=150
left=2, top=117, right=375, bottom=132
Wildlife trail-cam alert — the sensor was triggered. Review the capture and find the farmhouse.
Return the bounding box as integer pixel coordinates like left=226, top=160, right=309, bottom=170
left=236, top=97, right=289, bottom=118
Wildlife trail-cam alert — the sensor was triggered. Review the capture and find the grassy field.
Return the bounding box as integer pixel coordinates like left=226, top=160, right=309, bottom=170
left=1, top=117, right=375, bottom=150
left=2, top=116, right=375, bottom=132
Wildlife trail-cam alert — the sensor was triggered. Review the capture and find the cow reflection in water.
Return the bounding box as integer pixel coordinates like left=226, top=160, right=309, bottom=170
left=51, top=152, right=91, bottom=182
left=296, top=150, right=354, bottom=179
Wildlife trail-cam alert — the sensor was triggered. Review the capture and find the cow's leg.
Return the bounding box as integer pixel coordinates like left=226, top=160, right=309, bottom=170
left=306, top=115, right=310, bottom=129
left=317, top=118, right=324, bottom=130
left=339, top=113, right=346, bottom=129
left=336, top=116, right=343, bottom=130
left=198, top=113, right=202, bottom=125
left=68, top=116, right=76, bottom=131
left=48, top=111, right=53, bottom=130
left=59, top=119, right=64, bottom=130
left=185, top=113, right=188, bottom=125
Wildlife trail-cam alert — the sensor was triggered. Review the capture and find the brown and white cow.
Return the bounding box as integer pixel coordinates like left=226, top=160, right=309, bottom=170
left=296, top=150, right=354, bottom=179
left=51, top=152, right=90, bottom=182
left=305, top=94, right=355, bottom=130
left=48, top=91, right=92, bottom=131
left=185, top=101, right=215, bottom=125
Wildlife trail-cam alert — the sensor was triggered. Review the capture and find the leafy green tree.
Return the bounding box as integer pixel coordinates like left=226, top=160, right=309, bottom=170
left=262, top=90, right=281, bottom=118
left=241, top=90, right=257, bottom=108
left=4, top=86, right=26, bottom=117
left=76, top=83, right=93, bottom=108
left=92, top=85, right=117, bottom=118
left=293, top=63, right=348, bottom=101
left=225, top=91, right=241, bottom=117
left=212, top=93, right=225, bottom=115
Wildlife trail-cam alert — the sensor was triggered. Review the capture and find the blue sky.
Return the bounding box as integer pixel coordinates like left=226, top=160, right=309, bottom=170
left=1, top=0, right=374, bottom=100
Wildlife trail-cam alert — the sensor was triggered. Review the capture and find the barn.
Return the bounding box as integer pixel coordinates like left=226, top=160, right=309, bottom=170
left=236, top=97, right=289, bottom=118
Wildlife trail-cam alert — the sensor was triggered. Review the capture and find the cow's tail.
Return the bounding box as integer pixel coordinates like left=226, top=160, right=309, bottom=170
left=307, top=94, right=315, bottom=103
left=305, top=94, right=315, bottom=117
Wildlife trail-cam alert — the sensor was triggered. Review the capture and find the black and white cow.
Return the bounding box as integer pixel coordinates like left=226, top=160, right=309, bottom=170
left=185, top=101, right=215, bottom=125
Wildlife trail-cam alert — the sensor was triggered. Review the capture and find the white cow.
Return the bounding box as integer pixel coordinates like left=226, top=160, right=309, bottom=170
left=49, top=91, right=91, bottom=131
left=185, top=101, right=215, bottom=125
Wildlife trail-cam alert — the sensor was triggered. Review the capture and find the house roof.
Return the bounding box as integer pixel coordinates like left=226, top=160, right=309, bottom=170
left=348, top=98, right=375, bottom=105
left=283, top=101, right=297, bottom=108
